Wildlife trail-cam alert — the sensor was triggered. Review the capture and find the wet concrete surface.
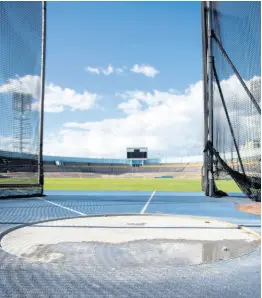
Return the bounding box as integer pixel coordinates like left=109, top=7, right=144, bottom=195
left=19, top=238, right=260, bottom=267
left=1, top=215, right=260, bottom=267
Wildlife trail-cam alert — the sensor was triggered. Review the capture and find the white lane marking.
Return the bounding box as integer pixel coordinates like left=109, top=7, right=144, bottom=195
left=140, top=191, right=156, bottom=214
left=37, top=197, right=86, bottom=216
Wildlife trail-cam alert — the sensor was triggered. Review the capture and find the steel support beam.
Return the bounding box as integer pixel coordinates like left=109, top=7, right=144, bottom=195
left=38, top=1, right=46, bottom=192
left=201, top=2, right=209, bottom=193
left=207, top=1, right=214, bottom=196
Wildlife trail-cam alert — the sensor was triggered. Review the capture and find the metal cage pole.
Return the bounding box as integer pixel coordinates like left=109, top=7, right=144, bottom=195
left=207, top=1, right=214, bottom=196
left=38, top=1, right=46, bottom=192
left=201, top=2, right=209, bottom=194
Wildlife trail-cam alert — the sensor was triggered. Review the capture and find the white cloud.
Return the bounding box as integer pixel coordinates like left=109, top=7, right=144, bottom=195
left=130, top=64, right=159, bottom=78
left=85, top=66, right=100, bottom=75
left=118, top=98, right=142, bottom=115
left=44, top=81, right=204, bottom=159
left=214, top=75, right=261, bottom=114
left=1, top=74, right=259, bottom=160
left=85, top=64, right=123, bottom=76
left=0, top=75, right=99, bottom=113
left=44, top=83, right=98, bottom=112
left=117, top=89, right=172, bottom=108
left=101, top=64, right=114, bottom=76
left=116, top=68, right=124, bottom=74
left=44, top=74, right=260, bottom=160
left=85, top=64, right=159, bottom=77
left=0, top=74, right=41, bottom=100
left=212, top=75, right=261, bottom=152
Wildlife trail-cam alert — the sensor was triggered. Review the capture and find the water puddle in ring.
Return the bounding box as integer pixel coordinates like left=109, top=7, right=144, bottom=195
left=20, top=238, right=260, bottom=266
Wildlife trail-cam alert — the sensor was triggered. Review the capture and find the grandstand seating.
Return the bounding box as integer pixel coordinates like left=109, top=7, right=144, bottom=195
left=0, top=156, right=203, bottom=178
left=43, top=160, right=203, bottom=178
left=0, top=157, right=38, bottom=173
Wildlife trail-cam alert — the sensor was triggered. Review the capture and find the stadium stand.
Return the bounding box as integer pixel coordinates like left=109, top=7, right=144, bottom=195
left=43, top=159, right=202, bottom=178
left=1, top=154, right=203, bottom=179
left=0, top=157, right=38, bottom=173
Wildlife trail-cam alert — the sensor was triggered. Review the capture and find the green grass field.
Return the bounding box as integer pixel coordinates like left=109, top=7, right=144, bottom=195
left=44, top=178, right=241, bottom=192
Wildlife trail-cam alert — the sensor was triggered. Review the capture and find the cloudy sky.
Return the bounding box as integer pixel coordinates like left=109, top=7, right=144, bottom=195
left=1, top=2, right=259, bottom=161
left=41, top=1, right=203, bottom=160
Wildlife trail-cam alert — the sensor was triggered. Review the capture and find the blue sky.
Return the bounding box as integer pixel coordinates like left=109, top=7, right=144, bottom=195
left=0, top=1, right=261, bottom=162
left=2, top=1, right=259, bottom=160
left=46, top=1, right=202, bottom=91
left=44, top=1, right=203, bottom=139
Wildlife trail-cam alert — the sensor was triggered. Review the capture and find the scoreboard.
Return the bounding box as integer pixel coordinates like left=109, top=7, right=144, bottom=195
left=127, top=147, right=148, bottom=159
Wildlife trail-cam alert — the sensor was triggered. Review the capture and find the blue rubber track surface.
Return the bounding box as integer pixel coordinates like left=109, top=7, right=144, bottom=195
left=0, top=191, right=260, bottom=297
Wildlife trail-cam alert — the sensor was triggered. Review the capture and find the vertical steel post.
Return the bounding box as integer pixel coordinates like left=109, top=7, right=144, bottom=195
left=38, top=1, right=46, bottom=193
left=201, top=2, right=209, bottom=194
left=207, top=1, right=214, bottom=196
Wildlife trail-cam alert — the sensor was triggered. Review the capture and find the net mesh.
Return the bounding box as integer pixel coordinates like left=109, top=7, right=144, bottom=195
left=206, top=2, right=261, bottom=201
left=0, top=2, right=44, bottom=198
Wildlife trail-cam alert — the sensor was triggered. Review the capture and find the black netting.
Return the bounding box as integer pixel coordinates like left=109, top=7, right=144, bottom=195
left=0, top=2, right=44, bottom=198
left=206, top=2, right=261, bottom=201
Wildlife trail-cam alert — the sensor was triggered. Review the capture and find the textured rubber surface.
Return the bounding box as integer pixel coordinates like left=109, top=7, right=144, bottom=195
left=0, top=191, right=260, bottom=297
